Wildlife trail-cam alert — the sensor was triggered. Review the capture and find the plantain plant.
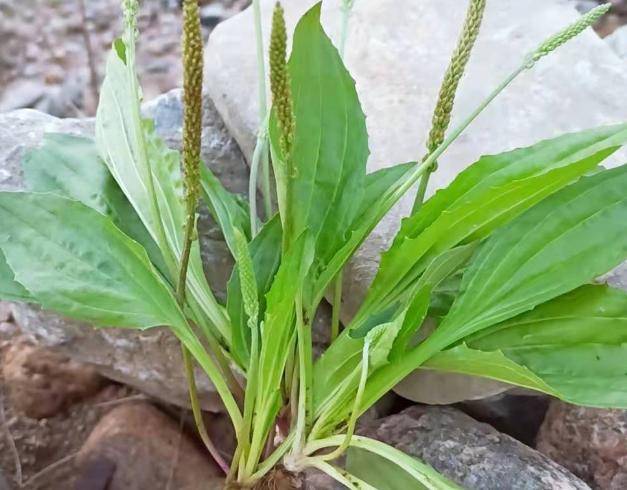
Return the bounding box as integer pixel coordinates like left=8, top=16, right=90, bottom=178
left=1, top=0, right=627, bottom=488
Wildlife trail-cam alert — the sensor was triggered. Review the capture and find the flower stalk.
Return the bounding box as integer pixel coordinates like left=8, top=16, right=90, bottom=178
left=178, top=0, right=229, bottom=475
left=411, top=0, right=486, bottom=213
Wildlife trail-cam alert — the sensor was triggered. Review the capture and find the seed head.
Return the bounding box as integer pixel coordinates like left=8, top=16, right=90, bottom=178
left=426, top=0, right=486, bottom=165
left=529, top=3, right=610, bottom=66
left=122, top=0, right=139, bottom=39
left=269, top=1, right=295, bottom=158
left=234, top=230, right=259, bottom=328
left=181, top=0, right=204, bottom=215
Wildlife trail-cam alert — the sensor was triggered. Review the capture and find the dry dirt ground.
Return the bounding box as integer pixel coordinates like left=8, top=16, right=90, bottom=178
left=0, top=0, right=249, bottom=116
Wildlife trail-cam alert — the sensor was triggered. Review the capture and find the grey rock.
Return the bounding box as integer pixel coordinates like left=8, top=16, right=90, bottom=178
left=536, top=401, right=627, bottom=489
left=205, top=0, right=627, bottom=403
left=457, top=392, right=551, bottom=446
left=606, top=24, right=627, bottom=58
left=0, top=470, right=9, bottom=490
left=0, top=90, right=248, bottom=410
left=359, top=406, right=590, bottom=489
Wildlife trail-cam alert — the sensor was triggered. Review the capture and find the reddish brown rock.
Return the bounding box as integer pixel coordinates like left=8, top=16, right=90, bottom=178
left=537, top=401, right=627, bottom=489
left=1, top=338, right=104, bottom=419
left=77, top=402, right=223, bottom=490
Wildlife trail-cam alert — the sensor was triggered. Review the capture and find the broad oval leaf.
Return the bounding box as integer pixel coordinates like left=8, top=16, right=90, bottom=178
left=281, top=3, right=369, bottom=264
left=0, top=249, right=31, bottom=302
left=428, top=284, right=627, bottom=408
left=96, top=37, right=228, bottom=339
left=23, top=132, right=167, bottom=275
left=0, top=192, right=185, bottom=330
left=438, top=164, right=627, bottom=343
left=359, top=124, right=627, bottom=328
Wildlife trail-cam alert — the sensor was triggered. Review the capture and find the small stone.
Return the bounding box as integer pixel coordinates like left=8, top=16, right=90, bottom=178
left=77, top=402, right=223, bottom=490
left=1, top=338, right=105, bottom=419
left=536, top=401, right=627, bottom=489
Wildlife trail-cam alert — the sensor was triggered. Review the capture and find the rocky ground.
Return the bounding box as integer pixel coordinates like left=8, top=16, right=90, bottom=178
left=1, top=0, right=627, bottom=489
left=0, top=0, right=249, bottom=117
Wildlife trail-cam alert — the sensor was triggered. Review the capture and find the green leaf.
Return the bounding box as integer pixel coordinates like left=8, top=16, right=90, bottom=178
left=0, top=192, right=185, bottom=330
left=438, top=164, right=627, bottom=343
left=200, top=165, right=250, bottom=258
left=253, top=231, right=315, bottom=438
left=356, top=162, right=414, bottom=224
left=359, top=124, right=627, bottom=327
left=423, top=344, right=558, bottom=397
left=96, top=38, right=228, bottom=339
left=315, top=243, right=477, bottom=418
left=23, top=133, right=167, bottom=275
left=0, top=249, right=31, bottom=302
left=281, top=3, right=369, bottom=263
left=345, top=436, right=461, bottom=490
left=440, top=284, right=627, bottom=408
left=227, top=215, right=282, bottom=367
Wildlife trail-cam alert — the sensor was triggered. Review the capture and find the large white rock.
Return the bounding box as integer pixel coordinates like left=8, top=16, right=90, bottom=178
left=205, top=0, right=627, bottom=403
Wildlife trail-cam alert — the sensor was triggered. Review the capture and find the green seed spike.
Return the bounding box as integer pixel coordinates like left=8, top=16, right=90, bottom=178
left=233, top=229, right=259, bottom=329
left=528, top=3, right=610, bottom=67
left=426, top=0, right=486, bottom=161
left=269, top=1, right=295, bottom=158
left=182, top=0, right=204, bottom=216
left=121, top=0, right=139, bottom=39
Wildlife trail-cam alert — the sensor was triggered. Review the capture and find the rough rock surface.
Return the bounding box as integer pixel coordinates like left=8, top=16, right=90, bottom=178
left=359, top=406, right=590, bottom=489
left=2, top=338, right=104, bottom=419
left=536, top=401, right=627, bottom=489
left=76, top=402, right=222, bottom=490
left=205, top=0, right=627, bottom=403
left=0, top=90, right=248, bottom=410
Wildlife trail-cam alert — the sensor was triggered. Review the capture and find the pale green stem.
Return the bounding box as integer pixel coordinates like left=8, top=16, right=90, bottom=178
left=317, top=338, right=369, bottom=461
left=411, top=164, right=431, bottom=214
left=339, top=0, right=354, bottom=58
left=249, top=0, right=272, bottom=232
left=243, top=432, right=296, bottom=486
left=304, top=435, right=459, bottom=489
left=304, top=459, right=377, bottom=490
left=389, top=64, right=525, bottom=210
left=238, top=321, right=260, bottom=480
left=181, top=346, right=230, bottom=474
left=292, top=292, right=312, bottom=453
left=173, top=324, right=243, bottom=435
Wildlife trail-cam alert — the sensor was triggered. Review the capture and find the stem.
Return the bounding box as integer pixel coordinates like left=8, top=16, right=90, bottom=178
left=391, top=64, right=525, bottom=210
left=174, top=325, right=243, bottom=434
left=177, top=216, right=232, bottom=473
left=181, top=346, right=230, bottom=474
left=249, top=0, right=273, bottom=230
left=411, top=164, right=431, bottom=214
left=305, top=459, right=377, bottom=490
left=292, top=293, right=312, bottom=453
left=238, top=320, right=260, bottom=480
left=243, top=432, right=296, bottom=486
left=340, top=0, right=354, bottom=58
left=330, top=271, right=343, bottom=342
left=317, top=339, right=369, bottom=462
